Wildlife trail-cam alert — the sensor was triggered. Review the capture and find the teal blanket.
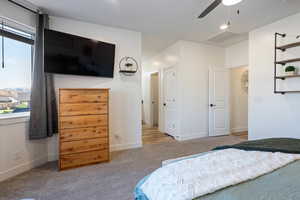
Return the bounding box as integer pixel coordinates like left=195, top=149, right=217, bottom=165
left=214, top=138, right=300, bottom=154
left=196, top=160, right=300, bottom=200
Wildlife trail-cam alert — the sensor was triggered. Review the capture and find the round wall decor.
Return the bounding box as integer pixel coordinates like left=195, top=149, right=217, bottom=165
left=119, top=57, right=139, bottom=76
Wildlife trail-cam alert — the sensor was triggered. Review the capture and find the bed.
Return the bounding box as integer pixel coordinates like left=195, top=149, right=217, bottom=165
left=135, top=138, right=300, bottom=200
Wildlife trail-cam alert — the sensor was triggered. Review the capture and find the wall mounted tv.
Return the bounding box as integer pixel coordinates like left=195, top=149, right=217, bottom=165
left=44, top=29, right=115, bottom=78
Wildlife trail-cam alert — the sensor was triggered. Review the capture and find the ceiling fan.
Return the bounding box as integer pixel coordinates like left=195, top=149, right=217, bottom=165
left=198, top=0, right=243, bottom=18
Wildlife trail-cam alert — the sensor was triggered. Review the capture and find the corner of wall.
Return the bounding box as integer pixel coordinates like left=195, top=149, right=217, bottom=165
left=110, top=142, right=142, bottom=152
left=0, top=155, right=48, bottom=182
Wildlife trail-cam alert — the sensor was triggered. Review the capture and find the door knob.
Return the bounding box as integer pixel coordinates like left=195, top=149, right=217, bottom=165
left=163, top=103, right=166, bottom=106
left=210, top=104, right=216, bottom=107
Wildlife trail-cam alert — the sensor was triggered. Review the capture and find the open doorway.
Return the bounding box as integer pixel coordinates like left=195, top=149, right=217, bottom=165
left=150, top=72, right=159, bottom=127
left=142, top=70, right=176, bottom=145
left=230, top=66, right=248, bottom=140
left=208, top=66, right=248, bottom=140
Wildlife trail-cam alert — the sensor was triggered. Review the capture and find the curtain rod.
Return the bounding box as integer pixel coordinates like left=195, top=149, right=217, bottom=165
left=7, top=0, right=40, bottom=15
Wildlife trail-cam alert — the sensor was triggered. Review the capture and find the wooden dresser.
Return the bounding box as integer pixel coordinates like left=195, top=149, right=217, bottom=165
left=59, top=88, right=109, bottom=170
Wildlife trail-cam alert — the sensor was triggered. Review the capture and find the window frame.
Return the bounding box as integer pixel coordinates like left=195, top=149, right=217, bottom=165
left=0, top=24, right=34, bottom=45
left=0, top=23, right=35, bottom=120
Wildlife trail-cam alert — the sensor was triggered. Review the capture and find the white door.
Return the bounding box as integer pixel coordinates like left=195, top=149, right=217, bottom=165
left=163, top=67, right=177, bottom=137
left=209, top=67, right=230, bottom=136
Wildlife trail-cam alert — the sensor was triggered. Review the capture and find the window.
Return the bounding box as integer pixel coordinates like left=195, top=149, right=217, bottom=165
left=0, top=24, right=34, bottom=115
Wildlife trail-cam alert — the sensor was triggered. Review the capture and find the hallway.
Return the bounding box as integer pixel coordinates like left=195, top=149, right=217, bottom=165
left=142, top=125, right=174, bottom=145
left=142, top=125, right=248, bottom=145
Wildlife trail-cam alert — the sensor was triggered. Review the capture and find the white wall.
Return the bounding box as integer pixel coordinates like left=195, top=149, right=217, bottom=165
left=0, top=14, right=142, bottom=181
left=142, top=41, right=225, bottom=140
left=230, top=67, right=248, bottom=133
left=0, top=118, right=49, bottom=182
left=48, top=16, right=142, bottom=155
left=249, top=12, right=300, bottom=140
left=225, top=41, right=249, bottom=134
left=0, top=1, right=48, bottom=182
left=225, top=40, right=249, bottom=68
left=178, top=41, right=225, bottom=140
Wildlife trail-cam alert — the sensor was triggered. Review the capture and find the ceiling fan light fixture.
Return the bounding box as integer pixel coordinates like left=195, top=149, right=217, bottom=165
left=220, top=24, right=229, bottom=30
left=222, top=0, right=242, bottom=6
left=153, top=61, right=161, bottom=66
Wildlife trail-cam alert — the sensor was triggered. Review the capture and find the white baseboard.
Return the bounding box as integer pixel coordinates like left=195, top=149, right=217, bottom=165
left=110, top=142, right=142, bottom=152
left=177, top=132, right=208, bottom=141
left=231, top=127, right=248, bottom=133
left=48, top=153, right=58, bottom=162
left=0, top=155, right=48, bottom=182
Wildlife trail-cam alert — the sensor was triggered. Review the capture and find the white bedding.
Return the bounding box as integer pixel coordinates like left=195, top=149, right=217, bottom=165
left=140, top=149, right=300, bottom=200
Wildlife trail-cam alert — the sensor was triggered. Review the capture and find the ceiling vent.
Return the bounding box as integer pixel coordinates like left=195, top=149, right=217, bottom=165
left=207, top=31, right=239, bottom=43
left=206, top=31, right=248, bottom=46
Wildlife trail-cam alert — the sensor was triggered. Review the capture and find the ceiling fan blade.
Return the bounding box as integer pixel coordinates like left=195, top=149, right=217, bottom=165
left=198, top=0, right=222, bottom=18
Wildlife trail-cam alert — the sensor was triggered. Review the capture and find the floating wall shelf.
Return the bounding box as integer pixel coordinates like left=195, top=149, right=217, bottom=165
left=119, top=70, right=136, bottom=74
left=276, top=41, right=300, bottom=51
left=275, top=91, right=300, bottom=95
left=274, top=33, right=300, bottom=95
left=275, top=75, right=300, bottom=80
left=276, top=58, right=300, bottom=65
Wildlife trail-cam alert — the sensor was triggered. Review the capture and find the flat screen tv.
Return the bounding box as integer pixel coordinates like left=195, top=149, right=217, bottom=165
left=44, top=29, right=115, bottom=78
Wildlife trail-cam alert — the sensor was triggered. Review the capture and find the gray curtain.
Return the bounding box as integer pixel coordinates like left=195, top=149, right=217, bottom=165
left=29, top=14, right=58, bottom=140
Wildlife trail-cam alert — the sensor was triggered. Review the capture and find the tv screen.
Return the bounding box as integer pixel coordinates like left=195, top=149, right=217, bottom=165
left=44, top=29, right=115, bottom=78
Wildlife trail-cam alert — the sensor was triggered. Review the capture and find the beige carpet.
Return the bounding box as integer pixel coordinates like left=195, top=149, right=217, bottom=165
left=0, top=135, right=245, bottom=200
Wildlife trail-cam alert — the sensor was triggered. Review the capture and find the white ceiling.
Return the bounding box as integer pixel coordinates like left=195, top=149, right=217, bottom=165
left=26, top=0, right=300, bottom=61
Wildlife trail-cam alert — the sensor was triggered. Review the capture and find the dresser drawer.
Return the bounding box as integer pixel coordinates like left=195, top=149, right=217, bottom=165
left=60, top=137, right=108, bottom=155
left=60, top=115, right=107, bottom=129
left=60, top=89, right=108, bottom=103
left=60, top=127, right=108, bottom=142
left=60, top=150, right=109, bottom=169
left=60, top=103, right=108, bottom=116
